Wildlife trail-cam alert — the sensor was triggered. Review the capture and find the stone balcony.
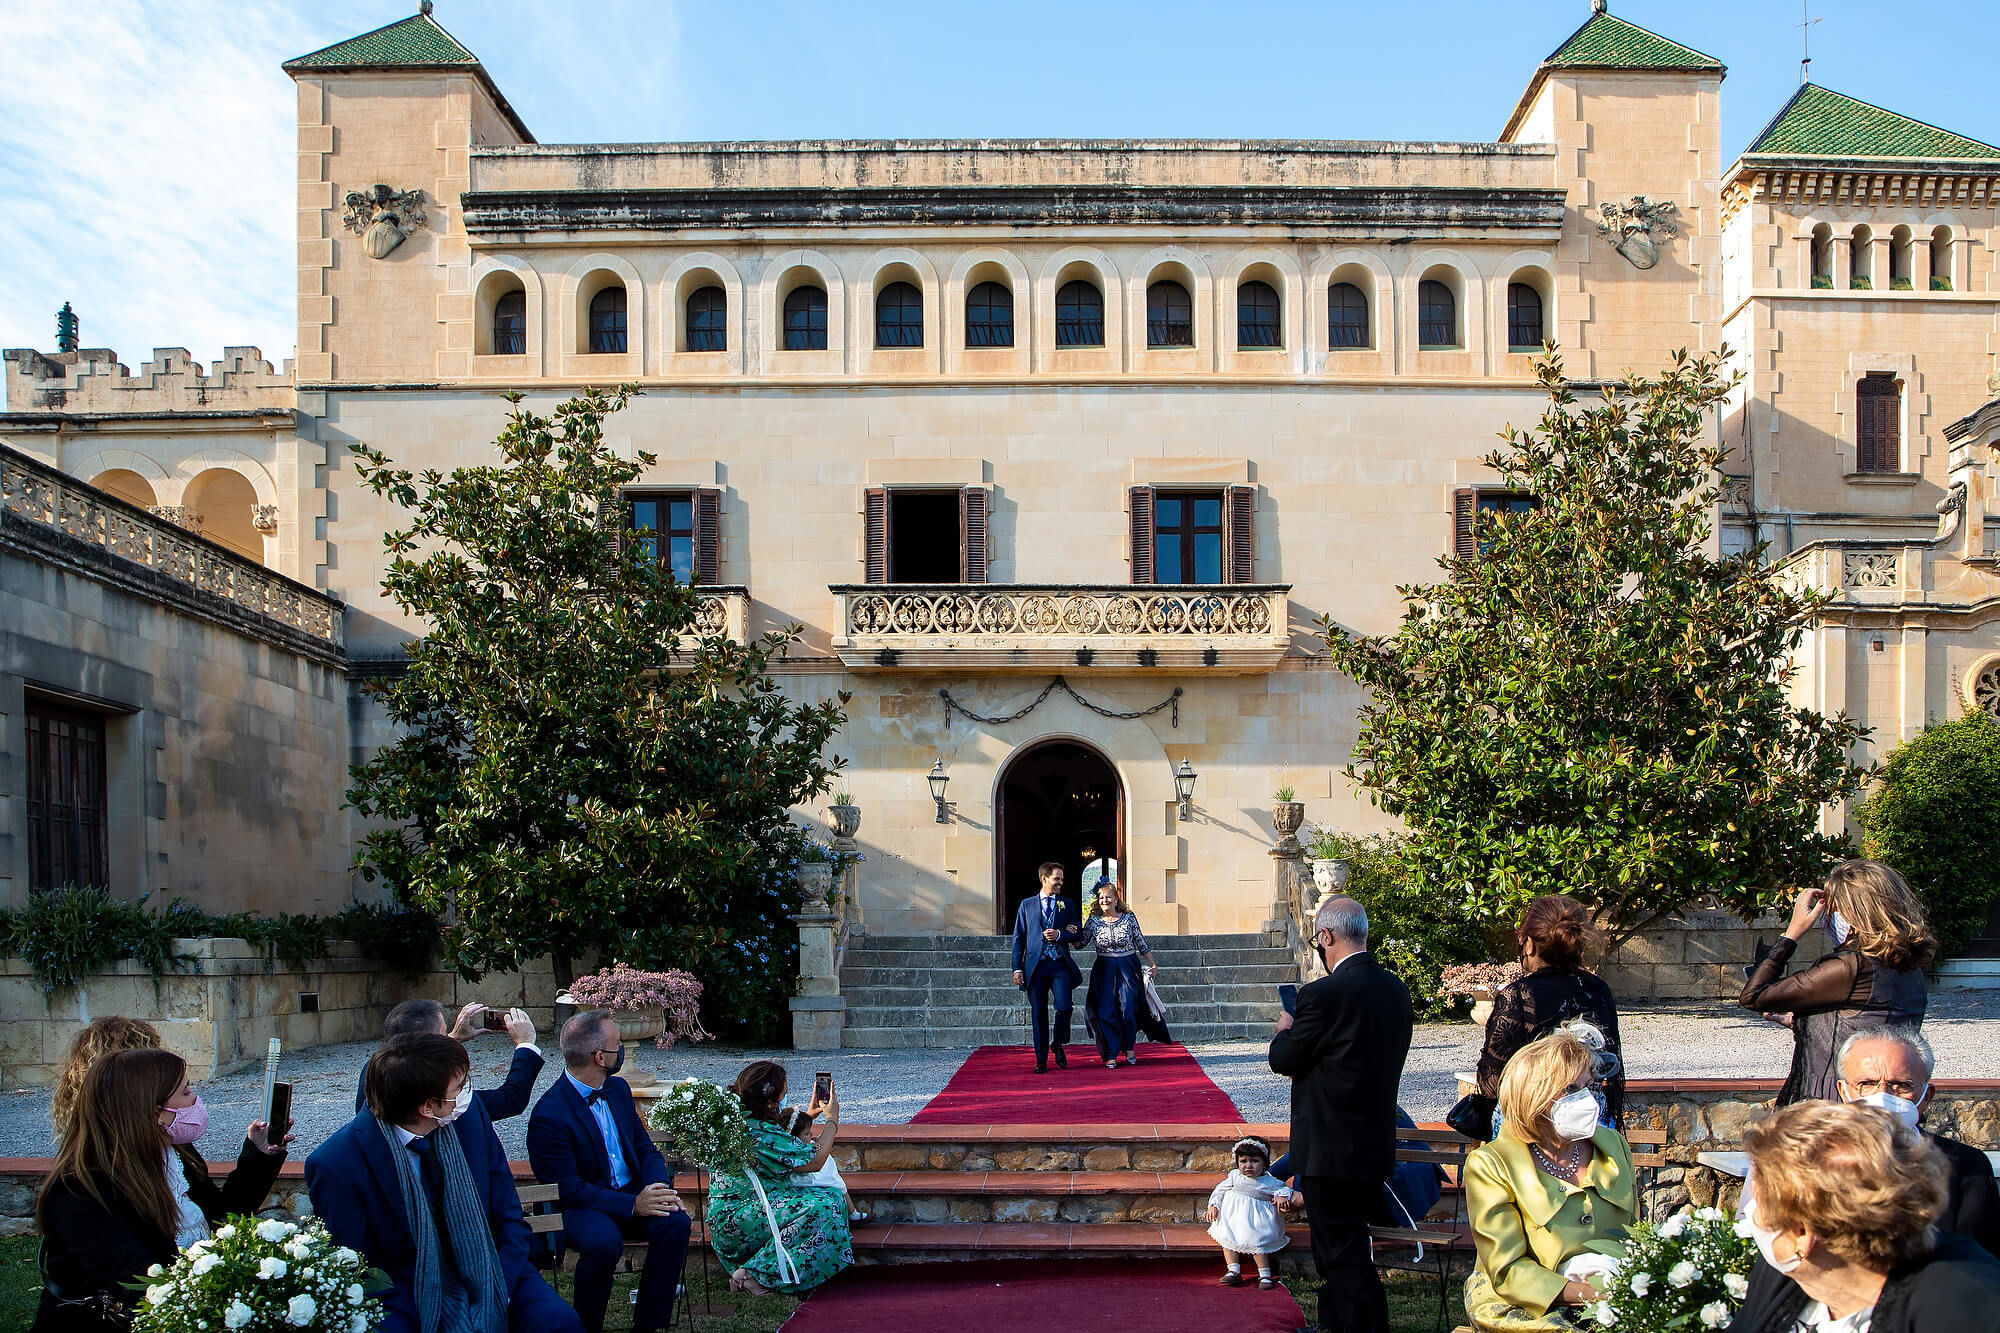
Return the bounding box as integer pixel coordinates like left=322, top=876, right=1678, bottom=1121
left=690, top=584, right=750, bottom=641
left=829, top=583, right=1290, bottom=673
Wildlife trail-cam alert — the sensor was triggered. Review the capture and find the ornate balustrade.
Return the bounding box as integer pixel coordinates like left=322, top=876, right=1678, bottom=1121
left=1, top=444, right=342, bottom=647
left=830, top=582, right=1290, bottom=673
left=690, top=584, right=749, bottom=641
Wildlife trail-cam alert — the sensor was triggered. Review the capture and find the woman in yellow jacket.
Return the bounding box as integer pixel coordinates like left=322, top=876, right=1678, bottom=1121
left=1463, top=1032, right=1635, bottom=1331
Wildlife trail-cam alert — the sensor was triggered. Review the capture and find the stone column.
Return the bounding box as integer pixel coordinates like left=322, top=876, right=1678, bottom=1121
left=790, top=860, right=845, bottom=1049
left=829, top=803, right=862, bottom=940
left=1269, top=820, right=1320, bottom=981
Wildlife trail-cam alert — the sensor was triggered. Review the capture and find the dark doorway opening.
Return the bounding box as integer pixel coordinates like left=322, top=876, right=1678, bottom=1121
left=889, top=490, right=963, bottom=583
left=995, top=740, right=1123, bottom=931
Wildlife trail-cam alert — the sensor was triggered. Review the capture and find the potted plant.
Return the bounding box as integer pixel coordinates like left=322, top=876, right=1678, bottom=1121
left=557, top=962, right=709, bottom=1088
left=1300, top=824, right=1351, bottom=913
left=1438, top=960, right=1522, bottom=1027
left=828, top=790, right=860, bottom=840
left=1271, top=782, right=1304, bottom=849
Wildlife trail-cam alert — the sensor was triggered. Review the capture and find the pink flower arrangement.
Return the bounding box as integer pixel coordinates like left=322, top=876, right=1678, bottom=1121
left=1437, top=960, right=1521, bottom=998
left=564, top=963, right=710, bottom=1047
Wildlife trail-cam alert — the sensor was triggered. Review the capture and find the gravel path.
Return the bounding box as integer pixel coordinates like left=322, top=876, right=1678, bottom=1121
left=5, top=993, right=1996, bottom=1159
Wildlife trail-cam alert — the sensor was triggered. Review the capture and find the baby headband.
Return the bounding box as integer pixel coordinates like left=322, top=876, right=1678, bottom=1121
left=1231, top=1136, right=1270, bottom=1159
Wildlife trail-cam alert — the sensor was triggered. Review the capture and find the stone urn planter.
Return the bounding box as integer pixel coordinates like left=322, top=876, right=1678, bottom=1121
left=611, top=1005, right=665, bottom=1088
left=1468, top=987, right=1498, bottom=1028
left=797, top=860, right=835, bottom=914
left=1307, top=857, right=1350, bottom=915
left=828, top=803, right=861, bottom=839
left=1272, top=801, right=1305, bottom=850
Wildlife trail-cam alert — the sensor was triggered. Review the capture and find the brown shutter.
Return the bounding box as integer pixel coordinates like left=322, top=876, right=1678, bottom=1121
left=694, top=487, right=722, bottom=585
left=864, top=486, right=889, bottom=584
left=1128, top=484, right=1155, bottom=584
left=1226, top=484, right=1256, bottom=584
left=599, top=491, right=625, bottom=580
left=1452, top=487, right=1478, bottom=560
left=960, top=486, right=989, bottom=584
left=1856, top=377, right=1901, bottom=473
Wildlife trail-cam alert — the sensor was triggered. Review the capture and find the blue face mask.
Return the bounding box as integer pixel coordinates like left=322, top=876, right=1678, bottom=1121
left=1825, top=911, right=1853, bottom=947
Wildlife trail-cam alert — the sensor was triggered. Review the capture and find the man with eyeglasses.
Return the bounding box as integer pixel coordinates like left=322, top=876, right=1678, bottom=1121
left=1837, top=1027, right=1999, bottom=1257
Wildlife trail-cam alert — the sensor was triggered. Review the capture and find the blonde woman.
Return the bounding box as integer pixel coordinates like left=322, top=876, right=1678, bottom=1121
left=52, top=1017, right=162, bottom=1146
left=1741, top=859, right=1935, bottom=1105
left=1079, top=879, right=1158, bottom=1067
left=1463, top=1033, right=1634, bottom=1332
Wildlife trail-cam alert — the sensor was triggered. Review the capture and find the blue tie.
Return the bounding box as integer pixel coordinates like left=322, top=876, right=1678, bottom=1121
left=406, top=1136, right=444, bottom=1218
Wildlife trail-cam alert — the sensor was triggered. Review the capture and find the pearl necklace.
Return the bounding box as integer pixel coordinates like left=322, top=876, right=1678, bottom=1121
left=1531, top=1140, right=1586, bottom=1181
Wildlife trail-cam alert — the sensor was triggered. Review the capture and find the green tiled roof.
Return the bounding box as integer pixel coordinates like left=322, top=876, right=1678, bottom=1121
left=1544, top=12, right=1724, bottom=72
left=284, top=12, right=479, bottom=70
left=1746, top=83, right=2000, bottom=159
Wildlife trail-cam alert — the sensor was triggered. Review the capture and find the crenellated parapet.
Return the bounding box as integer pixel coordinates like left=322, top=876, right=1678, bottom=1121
left=2, top=345, right=294, bottom=414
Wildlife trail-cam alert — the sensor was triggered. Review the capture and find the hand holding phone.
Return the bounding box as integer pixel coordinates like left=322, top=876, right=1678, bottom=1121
left=813, top=1071, right=834, bottom=1107
left=482, top=1008, right=510, bottom=1032
left=268, top=1081, right=292, bottom=1140
left=1278, top=984, right=1298, bottom=1016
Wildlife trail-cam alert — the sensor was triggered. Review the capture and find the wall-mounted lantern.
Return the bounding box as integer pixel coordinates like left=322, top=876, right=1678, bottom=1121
left=1173, top=758, right=1198, bottom=821
left=928, top=758, right=951, bottom=824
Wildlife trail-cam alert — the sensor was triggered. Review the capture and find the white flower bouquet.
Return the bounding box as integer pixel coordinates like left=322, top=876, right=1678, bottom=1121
left=1586, top=1206, right=1756, bottom=1331
left=133, top=1215, right=382, bottom=1332
left=647, top=1076, right=754, bottom=1171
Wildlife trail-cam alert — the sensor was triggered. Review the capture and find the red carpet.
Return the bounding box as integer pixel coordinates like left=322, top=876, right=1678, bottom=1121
left=910, top=1043, right=1242, bottom=1124
left=781, top=1258, right=1303, bottom=1332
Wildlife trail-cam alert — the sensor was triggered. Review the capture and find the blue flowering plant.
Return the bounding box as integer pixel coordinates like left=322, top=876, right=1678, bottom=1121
left=1585, top=1206, right=1756, bottom=1331
left=132, top=1215, right=383, bottom=1332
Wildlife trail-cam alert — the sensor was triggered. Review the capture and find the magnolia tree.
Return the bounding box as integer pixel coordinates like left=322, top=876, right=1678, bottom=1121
left=347, top=387, right=848, bottom=1041
left=1324, top=351, right=1870, bottom=944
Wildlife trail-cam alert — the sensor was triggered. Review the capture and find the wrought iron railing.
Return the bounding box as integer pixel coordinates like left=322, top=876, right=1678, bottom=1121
left=834, top=583, right=1285, bottom=638
left=1, top=443, right=342, bottom=645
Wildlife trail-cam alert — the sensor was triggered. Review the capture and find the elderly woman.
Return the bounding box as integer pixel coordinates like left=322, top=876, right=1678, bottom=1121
left=708, top=1060, right=854, bottom=1297
left=1463, top=1032, right=1634, bottom=1332
left=1741, top=859, right=1935, bottom=1105
left=1080, top=878, right=1158, bottom=1068
left=1731, top=1100, right=2000, bottom=1333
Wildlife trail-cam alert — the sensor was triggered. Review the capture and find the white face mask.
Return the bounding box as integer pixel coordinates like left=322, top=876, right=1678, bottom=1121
left=1549, top=1089, right=1600, bottom=1142
left=1737, top=1191, right=1804, bottom=1275
left=1852, top=1089, right=1924, bottom=1131
left=1824, top=910, right=1853, bottom=947
left=432, top=1083, right=473, bottom=1126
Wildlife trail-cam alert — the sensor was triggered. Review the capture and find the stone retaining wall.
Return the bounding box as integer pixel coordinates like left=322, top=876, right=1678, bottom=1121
left=1595, top=912, right=1832, bottom=1000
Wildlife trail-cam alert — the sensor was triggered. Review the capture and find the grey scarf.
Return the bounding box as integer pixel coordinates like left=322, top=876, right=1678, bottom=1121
left=373, top=1115, right=509, bottom=1333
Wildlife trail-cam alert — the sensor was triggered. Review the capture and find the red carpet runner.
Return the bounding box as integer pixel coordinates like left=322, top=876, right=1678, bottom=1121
left=910, top=1042, right=1242, bottom=1124
left=781, top=1258, right=1304, bottom=1332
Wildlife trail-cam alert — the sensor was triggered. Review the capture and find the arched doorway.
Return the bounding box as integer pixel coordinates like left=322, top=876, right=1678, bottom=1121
left=995, top=739, right=1123, bottom=931
left=91, top=469, right=157, bottom=509
left=184, top=468, right=263, bottom=564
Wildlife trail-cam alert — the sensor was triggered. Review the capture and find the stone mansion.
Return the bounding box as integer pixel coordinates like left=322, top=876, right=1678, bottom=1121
left=5, top=4, right=1999, bottom=961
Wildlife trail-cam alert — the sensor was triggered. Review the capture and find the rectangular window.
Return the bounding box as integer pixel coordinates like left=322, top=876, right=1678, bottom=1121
left=26, top=699, right=109, bottom=891
left=1453, top=488, right=1540, bottom=560
left=1856, top=374, right=1902, bottom=473
left=863, top=487, right=988, bottom=584
left=1154, top=490, right=1225, bottom=584
left=631, top=493, right=697, bottom=583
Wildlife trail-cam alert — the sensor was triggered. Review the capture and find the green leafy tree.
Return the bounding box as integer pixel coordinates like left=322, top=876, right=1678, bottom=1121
left=1856, top=712, right=2000, bottom=959
left=1323, top=350, right=1870, bottom=944
left=347, top=387, right=848, bottom=1040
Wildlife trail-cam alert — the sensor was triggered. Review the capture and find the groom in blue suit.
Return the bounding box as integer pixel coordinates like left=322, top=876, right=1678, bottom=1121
left=1010, top=860, right=1083, bottom=1073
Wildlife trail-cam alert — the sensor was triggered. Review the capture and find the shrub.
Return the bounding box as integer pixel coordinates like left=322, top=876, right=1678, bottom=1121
left=1855, top=712, right=2000, bottom=958
left=1307, top=831, right=1498, bottom=1016
left=1812, top=274, right=1834, bottom=289
left=1850, top=276, right=1873, bottom=290
left=1891, top=278, right=1914, bottom=291
left=1931, top=275, right=1953, bottom=291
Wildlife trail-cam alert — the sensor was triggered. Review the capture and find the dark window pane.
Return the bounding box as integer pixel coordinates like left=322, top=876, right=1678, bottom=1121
left=966, top=281, right=1014, bottom=348
left=1193, top=534, right=1223, bottom=584
left=589, top=285, right=628, bottom=353
left=1055, top=279, right=1105, bottom=347
left=1193, top=497, right=1221, bottom=528
left=669, top=499, right=693, bottom=529
left=492, top=289, right=525, bottom=355
left=1151, top=488, right=1225, bottom=583
left=1147, top=281, right=1193, bottom=347
left=783, top=286, right=828, bottom=350
left=1153, top=534, right=1181, bottom=583
left=1507, top=283, right=1544, bottom=350
left=628, top=491, right=699, bottom=582
left=887, top=490, right=965, bottom=583
left=1418, top=279, right=1456, bottom=349
left=686, top=286, right=727, bottom=352
left=876, top=281, right=925, bottom=348
left=1329, top=282, right=1369, bottom=349
left=1155, top=497, right=1183, bottom=528
left=632, top=499, right=660, bottom=531
left=1237, top=280, right=1281, bottom=349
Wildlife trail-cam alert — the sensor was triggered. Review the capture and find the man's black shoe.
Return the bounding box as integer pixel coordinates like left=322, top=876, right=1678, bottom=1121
left=1034, top=1062, right=1048, bottom=1075
left=1052, top=1044, right=1067, bottom=1069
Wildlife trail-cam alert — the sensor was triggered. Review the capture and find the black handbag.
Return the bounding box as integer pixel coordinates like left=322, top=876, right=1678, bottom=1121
left=1445, top=1091, right=1497, bottom=1142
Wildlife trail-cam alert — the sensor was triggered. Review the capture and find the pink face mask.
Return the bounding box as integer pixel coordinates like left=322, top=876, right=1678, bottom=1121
left=161, top=1094, right=209, bottom=1146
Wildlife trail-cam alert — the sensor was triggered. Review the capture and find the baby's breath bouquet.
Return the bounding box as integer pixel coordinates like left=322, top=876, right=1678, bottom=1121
left=133, top=1215, right=382, bottom=1332
left=1585, top=1206, right=1756, bottom=1331
left=648, top=1076, right=755, bottom=1170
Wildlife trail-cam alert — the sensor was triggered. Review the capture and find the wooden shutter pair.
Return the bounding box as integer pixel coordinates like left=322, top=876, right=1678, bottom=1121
left=862, top=486, right=989, bottom=584
left=1856, top=376, right=1902, bottom=473
left=610, top=487, right=723, bottom=585
left=1126, top=483, right=1257, bottom=584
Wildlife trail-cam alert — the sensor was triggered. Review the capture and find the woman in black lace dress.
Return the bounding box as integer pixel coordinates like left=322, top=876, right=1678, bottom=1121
left=1468, top=895, right=1624, bottom=1140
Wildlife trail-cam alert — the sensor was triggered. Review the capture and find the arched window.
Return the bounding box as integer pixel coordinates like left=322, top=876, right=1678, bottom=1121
left=1930, top=226, right=1954, bottom=291
left=876, top=281, right=924, bottom=348
left=1147, top=280, right=1193, bottom=347
left=783, top=285, right=828, bottom=350
left=1328, top=282, right=1369, bottom=349
left=966, top=281, right=1014, bottom=347
left=1418, top=279, right=1457, bottom=348
left=685, top=286, right=726, bottom=352
left=1507, top=283, right=1545, bottom=351
left=1237, top=280, right=1281, bottom=349
left=1890, top=226, right=1914, bottom=289
left=1850, top=226, right=1874, bottom=289
left=1811, top=223, right=1833, bottom=288
left=1056, top=280, right=1105, bottom=347
left=491, top=289, right=525, bottom=355
left=588, top=286, right=628, bottom=354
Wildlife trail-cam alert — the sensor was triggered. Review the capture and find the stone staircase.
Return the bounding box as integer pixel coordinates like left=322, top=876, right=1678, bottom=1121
left=840, top=931, right=1297, bottom=1049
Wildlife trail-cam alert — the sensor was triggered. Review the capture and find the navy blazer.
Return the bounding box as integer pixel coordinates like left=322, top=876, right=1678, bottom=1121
left=354, top=1043, right=545, bottom=1120
left=1010, top=893, right=1084, bottom=986
left=305, top=1099, right=539, bottom=1328
left=525, top=1073, right=672, bottom=1218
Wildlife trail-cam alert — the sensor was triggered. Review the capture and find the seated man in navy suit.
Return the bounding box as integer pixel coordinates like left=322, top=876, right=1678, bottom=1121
left=527, top=1010, right=692, bottom=1333
left=1010, top=860, right=1083, bottom=1074
left=352, top=997, right=545, bottom=1121
left=307, top=1033, right=582, bottom=1333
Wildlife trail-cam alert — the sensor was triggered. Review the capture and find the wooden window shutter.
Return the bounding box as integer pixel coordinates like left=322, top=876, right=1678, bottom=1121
left=600, top=491, right=625, bottom=578
left=1225, top=484, right=1256, bottom=583
left=1452, top=488, right=1478, bottom=560
left=959, top=486, right=989, bottom=584
left=694, top=487, right=722, bottom=585
left=1128, top=484, right=1155, bottom=584
left=864, top=486, right=889, bottom=584
left=1856, top=376, right=1901, bottom=473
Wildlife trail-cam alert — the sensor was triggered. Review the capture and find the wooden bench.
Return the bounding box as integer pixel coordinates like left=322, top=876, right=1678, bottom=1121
left=516, top=1163, right=713, bottom=1329
left=1367, top=1133, right=1478, bottom=1333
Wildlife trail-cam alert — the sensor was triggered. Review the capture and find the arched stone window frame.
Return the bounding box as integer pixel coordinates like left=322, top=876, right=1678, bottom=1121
left=472, top=258, right=540, bottom=364
left=946, top=248, right=1031, bottom=375
left=1220, top=248, right=1304, bottom=375
left=1959, top=652, right=2000, bottom=721
left=1494, top=254, right=1556, bottom=359
left=561, top=253, right=644, bottom=368
left=859, top=249, right=943, bottom=374
left=1404, top=252, right=1480, bottom=363
left=760, top=249, right=845, bottom=372
left=662, top=252, right=745, bottom=373
left=1035, top=248, right=1123, bottom=371
left=1307, top=250, right=1392, bottom=372
left=1130, top=247, right=1213, bottom=369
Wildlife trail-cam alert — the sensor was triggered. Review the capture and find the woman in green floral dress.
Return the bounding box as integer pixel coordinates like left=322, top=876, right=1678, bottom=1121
left=710, top=1060, right=854, bottom=1296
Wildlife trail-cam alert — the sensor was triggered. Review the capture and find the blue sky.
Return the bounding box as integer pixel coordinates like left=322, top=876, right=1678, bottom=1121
left=2, top=0, right=1995, bottom=367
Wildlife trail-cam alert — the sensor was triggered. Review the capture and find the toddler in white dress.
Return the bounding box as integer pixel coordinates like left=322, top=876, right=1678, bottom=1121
left=777, top=1106, right=868, bottom=1224
left=1204, top=1136, right=1296, bottom=1290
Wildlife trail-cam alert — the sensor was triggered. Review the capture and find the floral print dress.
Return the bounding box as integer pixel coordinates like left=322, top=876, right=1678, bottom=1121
left=708, top=1119, right=854, bottom=1294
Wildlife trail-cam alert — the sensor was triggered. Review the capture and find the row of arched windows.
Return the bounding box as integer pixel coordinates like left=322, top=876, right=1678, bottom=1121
left=488, top=269, right=1552, bottom=358
left=1809, top=223, right=1955, bottom=291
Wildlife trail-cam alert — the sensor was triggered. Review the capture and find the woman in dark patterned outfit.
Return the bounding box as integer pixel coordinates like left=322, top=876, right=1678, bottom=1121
left=1080, top=880, right=1157, bottom=1068
left=1471, top=896, right=1624, bottom=1140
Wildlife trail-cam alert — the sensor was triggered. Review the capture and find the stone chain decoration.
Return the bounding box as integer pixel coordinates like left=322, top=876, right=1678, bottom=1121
left=2, top=450, right=340, bottom=644
left=1842, top=550, right=1899, bottom=589
left=847, top=586, right=1275, bottom=638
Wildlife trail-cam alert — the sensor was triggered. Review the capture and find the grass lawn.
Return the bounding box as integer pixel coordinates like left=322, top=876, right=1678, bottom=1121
left=2, top=1236, right=40, bottom=1325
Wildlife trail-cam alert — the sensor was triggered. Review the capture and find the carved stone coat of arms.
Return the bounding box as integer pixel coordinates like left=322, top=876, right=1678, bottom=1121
left=1596, top=196, right=1680, bottom=270
left=342, top=184, right=429, bottom=259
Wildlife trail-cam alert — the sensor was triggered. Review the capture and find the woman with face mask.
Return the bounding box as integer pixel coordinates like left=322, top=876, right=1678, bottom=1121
left=33, top=1047, right=290, bottom=1333
left=1461, top=1033, right=1636, bottom=1333
left=1740, top=860, right=1935, bottom=1106
left=1730, top=1100, right=2000, bottom=1333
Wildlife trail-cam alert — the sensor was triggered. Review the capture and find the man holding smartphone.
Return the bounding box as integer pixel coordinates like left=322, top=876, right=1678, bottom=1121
left=353, top=998, right=545, bottom=1121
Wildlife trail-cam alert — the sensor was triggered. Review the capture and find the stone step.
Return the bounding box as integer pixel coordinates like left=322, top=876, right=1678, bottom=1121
left=843, top=1000, right=1281, bottom=1028
left=842, top=1021, right=1276, bottom=1048
left=852, top=933, right=1277, bottom=951
left=842, top=962, right=1296, bottom=989
left=840, top=981, right=1285, bottom=1009
left=844, top=945, right=1290, bottom=968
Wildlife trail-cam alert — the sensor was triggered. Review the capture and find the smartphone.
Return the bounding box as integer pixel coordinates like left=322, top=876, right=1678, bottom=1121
left=482, top=1008, right=509, bottom=1031
left=267, top=1081, right=293, bottom=1140
left=1278, top=984, right=1298, bottom=1016
left=813, top=1071, right=833, bottom=1104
